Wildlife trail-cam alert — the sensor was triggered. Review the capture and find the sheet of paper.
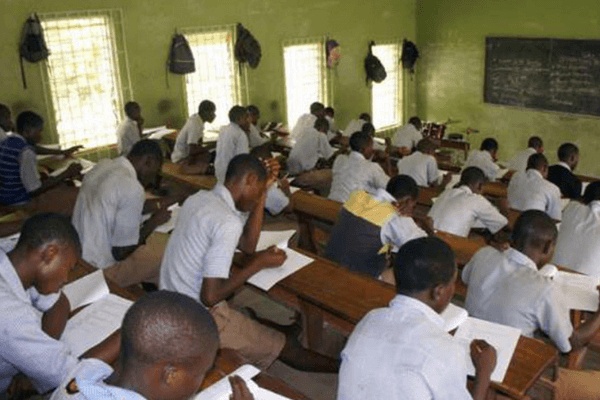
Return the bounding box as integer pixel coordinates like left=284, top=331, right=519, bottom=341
left=255, top=230, right=296, bottom=251
left=194, top=364, right=260, bottom=400
left=454, top=317, right=521, bottom=382
left=441, top=303, right=468, bottom=332
left=62, top=270, right=109, bottom=310
left=147, top=128, right=177, bottom=140
left=289, top=186, right=301, bottom=194
left=142, top=126, right=167, bottom=135
left=154, top=204, right=181, bottom=234
left=554, top=271, right=600, bottom=312
left=0, top=233, right=20, bottom=253
left=248, top=248, right=313, bottom=291
left=582, top=181, right=591, bottom=196
left=61, top=293, right=132, bottom=357
left=49, top=158, right=95, bottom=177
left=496, top=168, right=510, bottom=180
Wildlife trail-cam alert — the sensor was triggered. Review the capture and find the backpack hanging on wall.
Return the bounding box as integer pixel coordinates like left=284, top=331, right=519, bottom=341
left=234, top=23, right=261, bottom=69
left=401, top=39, right=419, bottom=74
left=167, top=33, right=195, bottom=74
left=19, top=13, right=50, bottom=89
left=364, top=41, right=387, bottom=85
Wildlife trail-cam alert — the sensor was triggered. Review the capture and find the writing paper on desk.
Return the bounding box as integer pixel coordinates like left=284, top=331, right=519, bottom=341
left=146, top=127, right=177, bottom=140
left=454, top=317, right=521, bottom=382
left=554, top=271, right=600, bottom=312
left=49, top=158, right=95, bottom=177
left=248, top=249, right=313, bottom=291
left=61, top=293, right=132, bottom=356
left=255, top=230, right=296, bottom=251
left=154, top=204, right=181, bottom=234
left=441, top=303, right=468, bottom=332
left=62, top=270, right=109, bottom=310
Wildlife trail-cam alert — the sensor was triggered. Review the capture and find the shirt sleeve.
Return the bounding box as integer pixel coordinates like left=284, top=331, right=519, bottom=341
left=475, top=196, right=508, bottom=234
left=110, top=186, right=144, bottom=248
left=427, top=157, right=440, bottom=186
left=371, top=164, right=390, bottom=190
left=265, top=186, right=290, bottom=215
left=538, top=285, right=573, bottom=353
left=202, top=216, right=244, bottom=279
left=319, top=135, right=335, bottom=159
left=546, top=188, right=563, bottom=221
left=187, top=120, right=204, bottom=145
left=381, top=215, right=427, bottom=252
left=19, top=148, right=41, bottom=193
left=393, top=370, right=434, bottom=399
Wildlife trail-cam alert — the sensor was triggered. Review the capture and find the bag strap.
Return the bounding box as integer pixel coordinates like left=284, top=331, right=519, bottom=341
left=19, top=56, right=27, bottom=89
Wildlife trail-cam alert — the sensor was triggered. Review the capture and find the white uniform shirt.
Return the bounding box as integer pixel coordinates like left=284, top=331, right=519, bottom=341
left=462, top=247, right=573, bottom=352
left=287, top=128, right=334, bottom=175
left=10, top=133, right=41, bottom=193
left=553, top=201, right=600, bottom=277
left=171, top=114, right=204, bottom=163
left=0, top=126, right=9, bottom=141
left=396, top=151, right=439, bottom=187
left=160, top=184, right=247, bottom=305
left=338, top=295, right=471, bottom=400
left=290, top=113, right=317, bottom=140
left=464, top=150, right=500, bottom=181
left=507, top=147, right=536, bottom=173
left=116, top=118, right=140, bottom=156
left=328, top=151, right=390, bottom=203
left=0, top=252, right=77, bottom=393
left=50, top=359, right=144, bottom=400
left=72, top=157, right=144, bottom=269
left=214, top=123, right=250, bottom=183
left=248, top=124, right=268, bottom=148
left=507, top=169, right=562, bottom=220
left=428, top=186, right=507, bottom=237
left=392, top=123, right=422, bottom=149
left=342, top=119, right=367, bottom=137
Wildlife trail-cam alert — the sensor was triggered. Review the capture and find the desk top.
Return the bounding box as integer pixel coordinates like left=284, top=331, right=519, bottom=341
left=162, top=162, right=217, bottom=191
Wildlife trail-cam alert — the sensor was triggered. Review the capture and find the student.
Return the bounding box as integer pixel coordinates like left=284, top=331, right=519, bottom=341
left=324, top=106, right=340, bottom=139
left=214, top=106, right=289, bottom=215
left=396, top=138, right=451, bottom=188
left=463, top=138, right=501, bottom=181
left=507, top=136, right=544, bottom=173
left=116, top=101, right=144, bottom=156
left=391, top=116, right=422, bottom=155
left=428, top=167, right=508, bottom=238
left=507, top=153, right=562, bottom=221
left=548, top=142, right=582, bottom=199
left=72, top=140, right=178, bottom=288
left=287, top=117, right=335, bottom=176
left=160, top=154, right=339, bottom=372
left=338, top=237, right=496, bottom=400
left=553, top=181, right=600, bottom=277
left=0, top=213, right=118, bottom=396
left=328, top=131, right=390, bottom=203
left=50, top=290, right=225, bottom=400
left=325, top=175, right=429, bottom=278
left=0, top=111, right=82, bottom=206
left=290, top=102, right=325, bottom=140
left=342, top=113, right=371, bottom=138
left=171, top=100, right=216, bottom=174
left=247, top=105, right=271, bottom=151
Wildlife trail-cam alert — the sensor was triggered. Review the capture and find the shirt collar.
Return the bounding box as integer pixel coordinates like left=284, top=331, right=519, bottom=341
left=0, top=252, right=29, bottom=304
left=349, top=151, right=366, bottom=161
left=526, top=169, right=544, bottom=180
left=212, top=183, right=245, bottom=217
left=506, top=248, right=538, bottom=272
left=456, top=185, right=473, bottom=195
left=390, top=295, right=445, bottom=328
left=116, top=156, right=138, bottom=180
left=557, top=161, right=571, bottom=171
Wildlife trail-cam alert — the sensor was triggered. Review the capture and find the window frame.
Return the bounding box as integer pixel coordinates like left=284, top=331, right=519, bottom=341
left=370, top=40, right=403, bottom=133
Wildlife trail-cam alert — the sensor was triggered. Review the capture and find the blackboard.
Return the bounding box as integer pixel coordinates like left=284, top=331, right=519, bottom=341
left=484, top=37, right=600, bottom=117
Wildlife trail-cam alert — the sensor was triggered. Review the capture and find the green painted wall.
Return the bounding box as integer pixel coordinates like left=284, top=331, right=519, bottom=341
left=416, top=0, right=600, bottom=176
left=0, top=0, right=416, bottom=144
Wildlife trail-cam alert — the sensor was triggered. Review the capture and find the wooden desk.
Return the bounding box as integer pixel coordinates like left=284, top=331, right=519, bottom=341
left=483, top=180, right=508, bottom=198
left=161, top=161, right=217, bottom=191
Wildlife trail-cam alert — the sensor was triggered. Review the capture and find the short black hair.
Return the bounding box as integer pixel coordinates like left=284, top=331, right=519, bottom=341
left=527, top=136, right=543, bottom=149
left=408, top=116, right=421, bottom=128
left=16, top=213, right=81, bottom=255
left=511, top=210, right=557, bottom=252
left=526, top=153, right=548, bottom=171
left=121, top=291, right=218, bottom=366
left=416, top=138, right=436, bottom=153
left=247, top=105, right=260, bottom=116
left=361, top=122, right=375, bottom=136
left=16, top=111, right=43, bottom=133
left=225, top=154, right=267, bottom=183
left=386, top=175, right=419, bottom=200
left=310, top=102, right=325, bottom=114
left=458, top=166, right=487, bottom=187
left=324, top=107, right=334, bottom=116
left=198, top=100, right=216, bottom=115
left=314, top=117, right=329, bottom=132
left=124, top=101, right=140, bottom=117
left=228, top=105, right=247, bottom=123
left=557, top=143, right=579, bottom=162
left=583, top=181, right=600, bottom=204
left=394, top=237, right=456, bottom=294
left=359, top=113, right=371, bottom=122
left=128, top=139, right=163, bottom=162
left=480, top=138, right=498, bottom=152
left=0, top=104, right=10, bottom=117
left=349, top=131, right=372, bottom=152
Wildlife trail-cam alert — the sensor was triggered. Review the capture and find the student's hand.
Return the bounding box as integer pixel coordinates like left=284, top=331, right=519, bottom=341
left=262, top=158, right=281, bottom=186
left=229, top=376, right=254, bottom=400
left=63, top=163, right=83, bottom=179
left=278, top=178, right=292, bottom=197
left=252, top=246, right=287, bottom=270
left=150, top=207, right=171, bottom=226
left=470, top=339, right=497, bottom=379
left=62, top=145, right=84, bottom=158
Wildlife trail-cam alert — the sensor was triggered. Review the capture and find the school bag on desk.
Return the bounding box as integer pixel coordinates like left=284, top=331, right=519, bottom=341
left=19, top=13, right=50, bottom=89
left=364, top=41, right=387, bottom=84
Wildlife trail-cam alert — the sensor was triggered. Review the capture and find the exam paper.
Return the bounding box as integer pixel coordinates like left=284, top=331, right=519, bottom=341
left=62, top=270, right=110, bottom=310
left=255, top=230, right=296, bottom=251
left=146, top=127, right=177, bottom=140
left=454, top=317, right=521, bottom=382
left=497, top=168, right=510, bottom=180
left=61, top=293, right=132, bottom=356
left=441, top=303, right=468, bottom=332
left=248, top=248, right=314, bottom=291
left=49, top=158, right=95, bottom=177
left=154, top=204, right=181, bottom=234
left=554, top=271, right=600, bottom=312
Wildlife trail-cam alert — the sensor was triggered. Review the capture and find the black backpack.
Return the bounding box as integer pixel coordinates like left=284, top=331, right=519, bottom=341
left=19, top=13, right=50, bottom=89
left=364, top=41, right=387, bottom=84
left=401, top=39, right=419, bottom=73
left=167, top=34, right=195, bottom=74
left=234, top=23, right=261, bottom=69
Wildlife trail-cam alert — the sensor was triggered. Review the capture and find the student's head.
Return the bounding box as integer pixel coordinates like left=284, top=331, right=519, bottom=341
left=458, top=167, right=487, bottom=194
left=13, top=213, right=81, bottom=295
left=324, top=107, right=334, bottom=118
left=526, top=153, right=549, bottom=178
left=394, top=237, right=457, bottom=314
left=198, top=100, right=216, bottom=123
left=583, top=181, right=600, bottom=205
left=309, top=102, right=325, bottom=118
left=16, top=111, right=44, bottom=144
left=408, top=116, right=422, bottom=131
left=0, top=104, right=13, bottom=132
left=557, top=142, right=579, bottom=171
left=359, top=113, right=372, bottom=123
left=247, top=105, right=260, bottom=125
left=511, top=210, right=558, bottom=268
left=120, top=291, right=219, bottom=400
left=416, top=138, right=437, bottom=155
left=128, top=140, right=164, bottom=188
left=528, top=136, right=544, bottom=153
left=361, top=122, right=376, bottom=137
left=314, top=117, right=329, bottom=133
left=225, top=154, right=268, bottom=212
left=349, top=131, right=374, bottom=159
left=386, top=175, right=419, bottom=216
left=480, top=137, right=499, bottom=160
left=228, top=105, right=250, bottom=131
left=124, top=101, right=141, bottom=120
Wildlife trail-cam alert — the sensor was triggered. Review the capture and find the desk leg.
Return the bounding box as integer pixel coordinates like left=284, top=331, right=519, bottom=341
left=299, top=300, right=324, bottom=351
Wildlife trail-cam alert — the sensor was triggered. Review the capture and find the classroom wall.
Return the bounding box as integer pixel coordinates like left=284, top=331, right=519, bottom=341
left=415, top=0, right=600, bottom=176
left=0, top=0, right=416, bottom=144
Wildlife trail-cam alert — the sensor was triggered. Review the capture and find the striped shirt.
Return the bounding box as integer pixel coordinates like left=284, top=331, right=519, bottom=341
left=0, top=134, right=40, bottom=205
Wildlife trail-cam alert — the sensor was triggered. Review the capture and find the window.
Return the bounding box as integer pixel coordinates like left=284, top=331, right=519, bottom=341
left=371, top=43, right=402, bottom=130
left=283, top=40, right=328, bottom=128
left=41, top=10, right=130, bottom=149
left=183, top=27, right=243, bottom=132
